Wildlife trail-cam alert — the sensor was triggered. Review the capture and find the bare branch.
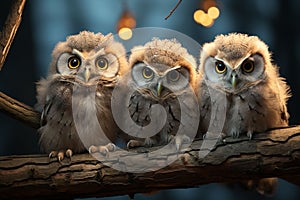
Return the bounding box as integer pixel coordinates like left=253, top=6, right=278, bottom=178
left=0, top=0, right=26, bottom=71
left=0, top=91, right=40, bottom=129
left=165, top=0, right=182, bottom=20
left=0, top=126, right=300, bottom=199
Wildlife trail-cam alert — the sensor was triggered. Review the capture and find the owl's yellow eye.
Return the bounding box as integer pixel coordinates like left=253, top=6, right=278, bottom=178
left=215, top=61, right=226, bottom=74
left=167, top=70, right=180, bottom=82
left=242, top=60, right=254, bottom=73
left=142, top=67, right=154, bottom=79
left=68, top=56, right=81, bottom=69
left=96, top=57, right=109, bottom=70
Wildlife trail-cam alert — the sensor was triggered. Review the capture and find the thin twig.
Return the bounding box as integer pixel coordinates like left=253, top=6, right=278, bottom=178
left=165, top=0, right=182, bottom=20
left=0, top=91, right=40, bottom=129
left=0, top=0, right=26, bottom=71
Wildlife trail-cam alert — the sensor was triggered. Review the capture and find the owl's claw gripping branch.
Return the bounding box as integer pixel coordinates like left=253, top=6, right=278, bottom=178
left=49, top=149, right=73, bottom=161
left=89, top=143, right=116, bottom=156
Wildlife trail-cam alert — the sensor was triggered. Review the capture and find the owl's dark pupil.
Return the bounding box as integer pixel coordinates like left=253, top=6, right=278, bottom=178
left=68, top=56, right=80, bottom=69
left=217, top=62, right=225, bottom=71
left=168, top=70, right=179, bottom=81
left=144, top=68, right=153, bottom=77
left=71, top=59, right=79, bottom=66
left=96, top=58, right=108, bottom=69
left=98, top=60, right=105, bottom=67
left=244, top=62, right=253, bottom=70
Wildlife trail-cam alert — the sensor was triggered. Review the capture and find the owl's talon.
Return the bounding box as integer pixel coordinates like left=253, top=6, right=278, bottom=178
left=175, top=135, right=191, bottom=151
left=66, top=149, right=73, bottom=158
left=102, top=147, right=109, bottom=155
left=49, top=151, right=57, bottom=158
left=89, top=143, right=116, bottom=156
left=48, top=149, right=73, bottom=161
left=247, top=131, right=253, bottom=140
left=231, top=130, right=240, bottom=138
left=106, top=143, right=116, bottom=151
left=127, top=140, right=144, bottom=149
left=57, top=151, right=65, bottom=161
left=88, top=145, right=97, bottom=154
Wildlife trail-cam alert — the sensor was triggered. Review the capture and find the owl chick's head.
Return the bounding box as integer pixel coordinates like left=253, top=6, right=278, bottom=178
left=129, top=38, right=197, bottom=98
left=49, top=31, right=128, bottom=85
left=200, top=33, right=275, bottom=93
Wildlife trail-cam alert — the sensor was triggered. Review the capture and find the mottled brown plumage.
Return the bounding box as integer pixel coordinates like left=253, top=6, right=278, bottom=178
left=124, top=38, right=198, bottom=150
left=36, top=31, right=128, bottom=161
left=196, top=33, right=291, bottom=196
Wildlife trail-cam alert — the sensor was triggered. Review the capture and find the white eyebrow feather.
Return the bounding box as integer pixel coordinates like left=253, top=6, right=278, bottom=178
left=162, top=65, right=181, bottom=76
left=72, top=48, right=105, bottom=60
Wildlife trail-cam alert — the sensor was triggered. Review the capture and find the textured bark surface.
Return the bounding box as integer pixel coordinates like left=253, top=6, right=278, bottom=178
left=0, top=91, right=40, bottom=129
left=0, top=126, right=300, bottom=199
left=0, top=0, right=26, bottom=70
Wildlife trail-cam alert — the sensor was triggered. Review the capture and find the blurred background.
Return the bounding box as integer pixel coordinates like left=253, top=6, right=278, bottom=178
left=0, top=0, right=299, bottom=199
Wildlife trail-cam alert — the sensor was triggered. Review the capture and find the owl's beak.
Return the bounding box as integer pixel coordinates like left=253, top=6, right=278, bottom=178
left=231, top=75, right=238, bottom=89
left=156, top=81, right=162, bottom=97
left=84, top=69, right=91, bottom=82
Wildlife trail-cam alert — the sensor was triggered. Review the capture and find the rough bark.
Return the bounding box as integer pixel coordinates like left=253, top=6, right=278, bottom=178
left=0, top=126, right=300, bottom=199
left=0, top=91, right=40, bottom=129
left=0, top=0, right=26, bottom=70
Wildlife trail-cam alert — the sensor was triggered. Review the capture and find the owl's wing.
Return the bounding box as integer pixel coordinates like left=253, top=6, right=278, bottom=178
left=197, top=82, right=212, bottom=135
left=40, top=97, right=53, bottom=127
left=278, top=77, right=291, bottom=124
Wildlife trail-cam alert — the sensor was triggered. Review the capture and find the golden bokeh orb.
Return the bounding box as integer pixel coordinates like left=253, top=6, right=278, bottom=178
left=118, top=27, right=133, bottom=40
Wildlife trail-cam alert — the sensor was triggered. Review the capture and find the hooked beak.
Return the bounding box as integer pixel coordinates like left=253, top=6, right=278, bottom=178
left=156, top=81, right=162, bottom=97
left=231, top=74, right=238, bottom=89
left=230, top=71, right=239, bottom=89
left=84, top=69, right=90, bottom=82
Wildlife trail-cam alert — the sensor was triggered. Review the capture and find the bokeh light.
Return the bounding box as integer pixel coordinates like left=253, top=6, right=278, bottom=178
left=193, top=9, right=205, bottom=23
left=118, top=27, right=133, bottom=40
left=194, top=9, right=214, bottom=27
left=201, top=13, right=214, bottom=27
left=208, top=6, right=220, bottom=19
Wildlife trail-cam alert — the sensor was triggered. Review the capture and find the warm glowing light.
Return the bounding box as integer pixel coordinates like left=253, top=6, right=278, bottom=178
left=118, top=27, right=133, bottom=40
left=202, top=0, right=217, bottom=12
left=117, top=10, right=136, bottom=33
left=201, top=14, right=214, bottom=27
left=193, top=9, right=205, bottom=23
left=208, top=6, right=220, bottom=19
left=194, top=9, right=214, bottom=27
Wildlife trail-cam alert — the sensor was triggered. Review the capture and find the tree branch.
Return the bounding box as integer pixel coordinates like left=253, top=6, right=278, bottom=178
left=0, top=0, right=26, bottom=71
left=165, top=0, right=182, bottom=20
left=0, top=91, right=40, bottom=129
left=0, top=126, right=300, bottom=199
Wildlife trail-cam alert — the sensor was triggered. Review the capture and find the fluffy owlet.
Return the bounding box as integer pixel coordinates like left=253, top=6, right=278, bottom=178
left=120, top=38, right=198, bottom=150
left=197, top=33, right=290, bottom=138
left=197, top=33, right=291, bottom=195
left=36, top=31, right=128, bottom=161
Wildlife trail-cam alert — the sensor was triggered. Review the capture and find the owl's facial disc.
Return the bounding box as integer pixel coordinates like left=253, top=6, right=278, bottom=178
left=140, top=64, right=164, bottom=97
left=132, top=62, right=189, bottom=98
left=204, top=53, right=266, bottom=93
